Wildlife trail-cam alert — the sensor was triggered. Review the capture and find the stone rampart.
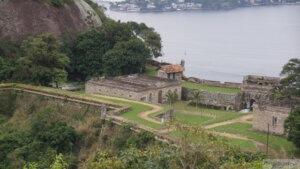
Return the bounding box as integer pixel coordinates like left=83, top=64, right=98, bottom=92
left=182, top=87, right=240, bottom=110
left=184, top=77, right=242, bottom=89
left=0, top=84, right=131, bottom=116
left=253, top=104, right=291, bottom=135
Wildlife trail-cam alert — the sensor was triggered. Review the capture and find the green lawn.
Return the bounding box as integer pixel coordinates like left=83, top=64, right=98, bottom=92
left=210, top=122, right=295, bottom=156
left=145, top=65, right=158, bottom=77
left=174, top=111, right=213, bottom=125
left=182, top=81, right=241, bottom=94
left=38, top=87, right=165, bottom=130
left=226, top=137, right=258, bottom=151
left=173, top=101, right=248, bottom=126
left=168, top=130, right=258, bottom=151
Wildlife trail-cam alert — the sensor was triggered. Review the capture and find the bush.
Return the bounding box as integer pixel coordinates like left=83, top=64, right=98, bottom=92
left=102, top=135, right=108, bottom=144
left=112, top=137, right=126, bottom=151
left=138, top=131, right=155, bottom=147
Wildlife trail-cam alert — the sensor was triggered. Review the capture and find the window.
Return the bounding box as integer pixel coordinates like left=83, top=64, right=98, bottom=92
left=168, top=73, right=170, bottom=79
left=272, top=116, right=277, bottom=126
left=173, top=73, right=175, bottom=79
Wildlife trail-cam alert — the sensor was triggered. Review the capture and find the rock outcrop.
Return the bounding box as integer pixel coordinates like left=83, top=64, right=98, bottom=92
left=0, top=0, right=102, bottom=41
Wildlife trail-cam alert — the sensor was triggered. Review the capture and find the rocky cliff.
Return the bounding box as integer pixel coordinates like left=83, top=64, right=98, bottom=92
left=0, top=0, right=102, bottom=41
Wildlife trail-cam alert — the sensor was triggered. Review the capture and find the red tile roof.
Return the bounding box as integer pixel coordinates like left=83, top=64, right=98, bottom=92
left=161, top=64, right=184, bottom=73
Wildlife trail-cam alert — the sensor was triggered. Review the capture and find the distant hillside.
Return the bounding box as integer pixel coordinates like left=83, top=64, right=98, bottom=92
left=0, top=0, right=102, bottom=41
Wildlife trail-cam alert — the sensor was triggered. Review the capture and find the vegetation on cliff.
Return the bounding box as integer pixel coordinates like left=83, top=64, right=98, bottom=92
left=0, top=18, right=162, bottom=84
left=40, top=0, right=74, bottom=7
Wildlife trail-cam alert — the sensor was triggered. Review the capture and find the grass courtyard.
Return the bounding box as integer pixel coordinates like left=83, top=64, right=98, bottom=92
left=210, top=122, right=296, bottom=156
left=38, top=86, right=296, bottom=158
left=182, top=81, right=241, bottom=94
left=171, top=101, right=248, bottom=126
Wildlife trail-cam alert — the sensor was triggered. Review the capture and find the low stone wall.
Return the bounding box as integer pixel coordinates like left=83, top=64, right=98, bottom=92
left=184, top=77, right=242, bottom=89
left=182, top=87, right=240, bottom=111
left=0, top=84, right=131, bottom=116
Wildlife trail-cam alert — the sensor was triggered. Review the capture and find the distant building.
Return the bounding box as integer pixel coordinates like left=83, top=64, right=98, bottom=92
left=158, top=64, right=184, bottom=81
left=86, top=74, right=182, bottom=104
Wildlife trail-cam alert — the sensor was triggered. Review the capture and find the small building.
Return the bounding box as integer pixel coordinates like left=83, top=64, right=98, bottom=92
left=253, top=96, right=300, bottom=135
left=85, top=74, right=182, bottom=104
left=158, top=64, right=184, bottom=81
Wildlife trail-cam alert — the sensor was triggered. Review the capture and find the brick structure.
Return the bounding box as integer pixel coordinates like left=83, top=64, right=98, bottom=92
left=253, top=96, right=300, bottom=135
left=158, top=64, right=184, bottom=81
left=86, top=74, right=182, bottom=104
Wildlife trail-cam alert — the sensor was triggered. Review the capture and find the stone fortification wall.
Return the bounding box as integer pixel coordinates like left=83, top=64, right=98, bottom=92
left=184, top=77, right=242, bottom=89
left=253, top=96, right=300, bottom=135
left=86, top=80, right=181, bottom=104
left=0, top=84, right=130, bottom=116
left=253, top=104, right=291, bottom=135
left=182, top=87, right=240, bottom=110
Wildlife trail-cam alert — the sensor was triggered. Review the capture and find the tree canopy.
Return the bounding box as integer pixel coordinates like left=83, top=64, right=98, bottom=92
left=280, top=58, right=300, bottom=97
left=284, top=108, right=300, bottom=150
left=102, top=39, right=150, bottom=76
left=17, top=34, right=70, bottom=86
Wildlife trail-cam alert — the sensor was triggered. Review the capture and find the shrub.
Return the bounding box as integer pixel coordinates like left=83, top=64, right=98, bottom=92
left=126, top=138, right=139, bottom=148
left=112, top=137, right=126, bottom=151
left=102, top=135, right=108, bottom=144
left=138, top=131, right=155, bottom=147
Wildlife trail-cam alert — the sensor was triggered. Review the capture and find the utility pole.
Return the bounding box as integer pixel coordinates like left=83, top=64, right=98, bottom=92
left=266, top=123, right=270, bottom=156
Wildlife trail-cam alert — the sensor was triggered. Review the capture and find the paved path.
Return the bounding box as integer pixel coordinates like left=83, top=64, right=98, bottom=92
left=93, top=94, right=163, bottom=124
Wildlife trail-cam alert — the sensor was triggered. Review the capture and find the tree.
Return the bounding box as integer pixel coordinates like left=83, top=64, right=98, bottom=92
left=165, top=91, right=178, bottom=108
left=284, top=108, right=300, bottom=150
left=128, top=22, right=162, bottom=58
left=0, top=40, right=21, bottom=82
left=191, top=91, right=202, bottom=111
left=279, top=58, right=300, bottom=97
left=71, top=29, right=111, bottom=80
left=102, top=39, right=150, bottom=76
left=18, top=34, right=70, bottom=86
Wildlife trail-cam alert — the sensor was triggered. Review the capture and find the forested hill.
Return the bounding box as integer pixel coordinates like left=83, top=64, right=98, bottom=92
left=0, top=0, right=102, bottom=41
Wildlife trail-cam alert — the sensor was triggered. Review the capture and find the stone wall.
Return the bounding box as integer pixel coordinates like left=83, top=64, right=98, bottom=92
left=0, top=85, right=130, bottom=117
left=86, top=81, right=182, bottom=104
left=184, top=77, right=242, bottom=89
left=182, top=87, right=239, bottom=110
left=253, top=104, right=291, bottom=135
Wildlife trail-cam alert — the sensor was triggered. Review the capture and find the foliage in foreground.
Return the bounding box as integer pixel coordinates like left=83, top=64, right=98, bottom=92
left=0, top=106, right=79, bottom=169
left=86, top=121, right=266, bottom=169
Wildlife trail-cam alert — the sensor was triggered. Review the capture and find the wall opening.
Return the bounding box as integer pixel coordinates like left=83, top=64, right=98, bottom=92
left=250, top=99, right=256, bottom=111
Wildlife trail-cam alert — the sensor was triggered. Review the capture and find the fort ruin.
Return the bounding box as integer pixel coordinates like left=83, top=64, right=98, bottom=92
left=85, top=74, right=182, bottom=104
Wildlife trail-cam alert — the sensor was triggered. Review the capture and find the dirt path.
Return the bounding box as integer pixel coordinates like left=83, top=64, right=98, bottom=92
left=93, top=94, right=163, bottom=124
left=175, top=109, right=217, bottom=118
left=204, top=114, right=253, bottom=129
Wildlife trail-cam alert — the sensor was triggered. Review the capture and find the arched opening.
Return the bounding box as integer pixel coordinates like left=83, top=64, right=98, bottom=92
left=158, top=90, right=162, bottom=104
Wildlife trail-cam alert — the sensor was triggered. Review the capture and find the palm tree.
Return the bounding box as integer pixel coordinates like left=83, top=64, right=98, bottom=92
left=191, top=91, right=202, bottom=111
left=165, top=91, right=178, bottom=108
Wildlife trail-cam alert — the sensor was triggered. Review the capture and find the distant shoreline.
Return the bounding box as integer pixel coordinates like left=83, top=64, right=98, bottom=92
left=109, top=3, right=300, bottom=13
